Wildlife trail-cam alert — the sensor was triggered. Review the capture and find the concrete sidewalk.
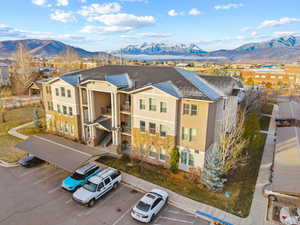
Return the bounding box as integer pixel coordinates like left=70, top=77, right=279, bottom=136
left=8, top=121, right=33, bottom=140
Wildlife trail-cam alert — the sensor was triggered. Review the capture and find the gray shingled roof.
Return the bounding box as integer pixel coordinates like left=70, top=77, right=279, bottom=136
left=65, top=65, right=238, bottom=101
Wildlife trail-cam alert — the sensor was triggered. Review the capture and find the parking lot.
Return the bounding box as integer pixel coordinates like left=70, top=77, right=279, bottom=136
left=0, top=165, right=210, bottom=225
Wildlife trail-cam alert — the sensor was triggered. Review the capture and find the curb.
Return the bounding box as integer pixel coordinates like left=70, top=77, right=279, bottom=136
left=0, top=160, right=19, bottom=168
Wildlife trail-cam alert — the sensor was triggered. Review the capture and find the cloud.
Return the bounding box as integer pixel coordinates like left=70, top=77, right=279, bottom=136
left=56, top=0, right=69, bottom=6
left=32, top=0, right=47, bottom=6
left=121, top=32, right=173, bottom=38
left=80, top=13, right=155, bottom=34
left=188, top=8, right=202, bottom=16
left=78, top=3, right=122, bottom=17
left=258, top=17, right=300, bottom=29
left=50, top=10, right=76, bottom=23
left=0, top=24, right=27, bottom=38
left=214, top=3, right=244, bottom=10
left=86, top=13, right=155, bottom=27
left=120, top=0, right=149, bottom=2
left=240, top=27, right=251, bottom=32
left=274, top=31, right=299, bottom=37
left=168, top=9, right=179, bottom=16
left=80, top=25, right=132, bottom=34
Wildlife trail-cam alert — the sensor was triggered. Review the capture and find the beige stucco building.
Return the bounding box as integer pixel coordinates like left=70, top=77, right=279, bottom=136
left=42, top=65, right=244, bottom=172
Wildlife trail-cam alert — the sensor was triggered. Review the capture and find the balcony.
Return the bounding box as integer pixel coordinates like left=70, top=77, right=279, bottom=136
left=101, top=106, right=112, bottom=116
left=121, top=121, right=131, bottom=136
left=120, top=103, right=131, bottom=114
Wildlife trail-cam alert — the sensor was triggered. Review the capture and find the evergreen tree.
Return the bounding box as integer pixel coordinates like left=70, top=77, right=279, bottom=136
left=33, top=108, right=41, bottom=128
left=201, top=144, right=227, bottom=192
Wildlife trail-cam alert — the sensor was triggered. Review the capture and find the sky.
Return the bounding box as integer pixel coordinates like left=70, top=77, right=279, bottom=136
left=0, top=0, right=300, bottom=52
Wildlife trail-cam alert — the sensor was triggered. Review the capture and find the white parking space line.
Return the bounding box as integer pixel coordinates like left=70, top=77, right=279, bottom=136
left=65, top=198, right=73, bottom=204
left=158, top=216, right=194, bottom=224
left=33, top=171, right=62, bottom=185
left=167, top=209, right=196, bottom=217
left=18, top=165, right=47, bottom=177
left=48, top=186, right=61, bottom=194
left=111, top=207, right=131, bottom=225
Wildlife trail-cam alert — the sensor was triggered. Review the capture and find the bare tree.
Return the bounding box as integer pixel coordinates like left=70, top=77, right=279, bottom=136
left=217, top=109, right=248, bottom=175
left=61, top=47, right=80, bottom=72
left=11, top=43, right=38, bottom=95
left=0, top=88, right=11, bottom=123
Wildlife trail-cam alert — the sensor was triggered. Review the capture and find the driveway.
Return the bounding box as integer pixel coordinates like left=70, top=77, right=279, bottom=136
left=0, top=165, right=209, bottom=225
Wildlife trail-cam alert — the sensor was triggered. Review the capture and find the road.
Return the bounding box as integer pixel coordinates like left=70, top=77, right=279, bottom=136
left=0, top=164, right=210, bottom=225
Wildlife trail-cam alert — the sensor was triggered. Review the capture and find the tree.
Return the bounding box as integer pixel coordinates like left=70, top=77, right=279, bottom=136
left=33, top=107, right=41, bottom=128
left=0, top=88, right=11, bottom=123
left=200, top=144, right=227, bottom=192
left=11, top=43, right=38, bottom=95
left=61, top=47, right=80, bottom=73
left=170, top=147, right=180, bottom=173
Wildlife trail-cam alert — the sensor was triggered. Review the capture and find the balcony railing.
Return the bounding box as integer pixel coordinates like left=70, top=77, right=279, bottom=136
left=121, top=126, right=131, bottom=133
left=101, top=106, right=111, bottom=115
left=121, top=103, right=131, bottom=112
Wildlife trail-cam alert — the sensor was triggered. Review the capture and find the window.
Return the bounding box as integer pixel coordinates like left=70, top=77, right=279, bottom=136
left=67, top=89, right=71, bottom=98
left=140, top=121, right=146, bottom=132
left=149, top=146, right=157, bottom=158
left=47, top=101, right=51, bottom=111
left=97, top=183, right=104, bottom=191
left=159, top=148, right=166, bottom=161
left=180, top=151, right=188, bottom=165
left=160, top=102, right=167, bottom=113
left=139, top=99, right=146, bottom=110
left=57, top=104, right=61, bottom=113
left=149, top=98, right=156, bottom=111
left=182, top=127, right=189, bottom=140
left=62, top=105, right=67, bottom=115
left=104, top=178, right=111, bottom=185
left=188, top=153, right=194, bottom=166
left=191, top=104, right=197, bottom=115
left=190, top=128, right=197, bottom=141
left=69, top=107, right=73, bottom=116
left=160, top=125, right=167, bottom=137
left=223, top=99, right=227, bottom=110
left=61, top=87, right=65, bottom=97
left=151, top=199, right=161, bottom=210
left=183, top=104, right=190, bottom=115
left=149, top=123, right=156, bottom=134
left=55, top=88, right=59, bottom=96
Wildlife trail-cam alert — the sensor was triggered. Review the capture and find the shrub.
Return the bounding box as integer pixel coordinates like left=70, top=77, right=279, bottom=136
left=170, top=148, right=180, bottom=173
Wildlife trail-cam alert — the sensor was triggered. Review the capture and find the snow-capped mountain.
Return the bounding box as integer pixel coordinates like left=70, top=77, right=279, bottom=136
left=119, top=42, right=207, bottom=55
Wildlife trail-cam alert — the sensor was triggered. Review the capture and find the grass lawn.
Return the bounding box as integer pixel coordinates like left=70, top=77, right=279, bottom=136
left=260, top=116, right=271, bottom=131
left=98, top=132, right=267, bottom=218
left=0, top=106, right=44, bottom=163
left=17, top=120, right=46, bottom=136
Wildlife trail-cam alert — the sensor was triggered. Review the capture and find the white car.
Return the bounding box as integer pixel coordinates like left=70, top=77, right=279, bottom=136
left=263, top=184, right=299, bottom=201
left=131, top=189, right=168, bottom=223
left=280, top=207, right=300, bottom=225
left=72, top=167, right=121, bottom=207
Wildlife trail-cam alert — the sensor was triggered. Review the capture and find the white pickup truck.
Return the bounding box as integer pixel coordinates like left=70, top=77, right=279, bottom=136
left=72, top=167, right=121, bottom=207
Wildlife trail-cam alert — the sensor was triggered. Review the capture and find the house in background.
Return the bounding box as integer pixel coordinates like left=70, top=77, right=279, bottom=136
left=42, top=65, right=244, bottom=172
left=0, top=63, right=11, bottom=87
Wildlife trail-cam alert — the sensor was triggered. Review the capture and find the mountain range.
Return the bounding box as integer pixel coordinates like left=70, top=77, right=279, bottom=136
left=0, top=39, right=111, bottom=58
left=1, top=36, right=300, bottom=63
left=118, top=36, right=300, bottom=63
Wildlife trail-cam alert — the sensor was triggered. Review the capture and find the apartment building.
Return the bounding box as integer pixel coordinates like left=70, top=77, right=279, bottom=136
left=241, top=68, right=300, bottom=86
left=42, top=65, right=244, bottom=172
left=0, top=63, right=10, bottom=87
left=42, top=75, right=81, bottom=140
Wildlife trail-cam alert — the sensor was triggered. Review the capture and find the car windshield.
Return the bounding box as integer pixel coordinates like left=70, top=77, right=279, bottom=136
left=71, top=172, right=85, bottom=180
left=83, top=181, right=97, bottom=192
left=136, top=201, right=150, bottom=212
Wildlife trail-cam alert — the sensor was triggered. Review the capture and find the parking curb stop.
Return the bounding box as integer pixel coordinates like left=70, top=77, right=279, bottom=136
left=196, top=211, right=233, bottom=225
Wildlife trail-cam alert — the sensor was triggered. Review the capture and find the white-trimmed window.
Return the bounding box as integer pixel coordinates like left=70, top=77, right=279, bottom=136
left=149, top=146, right=157, bottom=159
left=191, top=104, right=197, bottom=115
left=140, top=120, right=146, bottom=132
left=67, top=89, right=71, bottom=98
left=160, top=125, right=167, bottom=137
left=139, top=99, right=146, bottom=110
left=180, top=150, right=194, bottom=167
left=183, top=104, right=190, bottom=115
left=159, top=148, right=166, bottom=162
left=190, top=128, right=197, bottom=141
left=149, top=98, right=156, bottom=111
left=160, top=102, right=167, bottom=113
left=149, top=123, right=156, bottom=134
left=62, top=105, right=67, bottom=115
left=182, top=127, right=189, bottom=140
left=69, top=107, right=73, bottom=116
left=55, top=88, right=59, bottom=96
left=57, top=104, right=61, bottom=113
left=61, top=87, right=66, bottom=97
